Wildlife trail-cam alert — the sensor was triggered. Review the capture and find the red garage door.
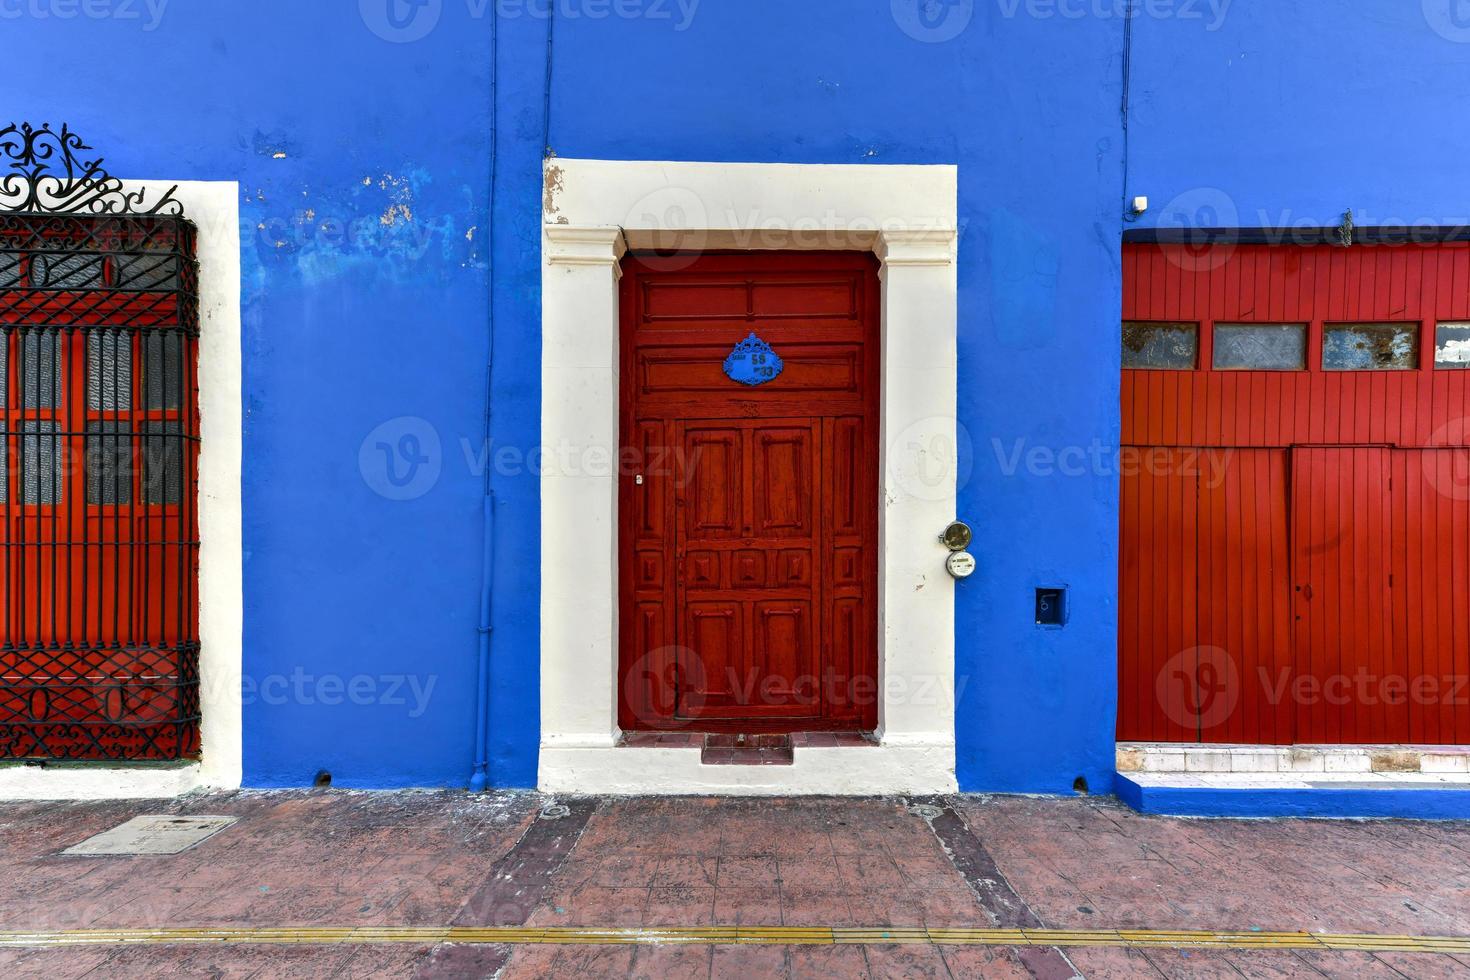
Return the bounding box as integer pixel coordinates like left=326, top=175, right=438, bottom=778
left=1119, top=242, right=1470, bottom=745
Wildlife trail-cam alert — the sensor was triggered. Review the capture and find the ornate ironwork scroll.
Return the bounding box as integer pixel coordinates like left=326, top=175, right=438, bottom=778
left=1, top=122, right=183, bottom=217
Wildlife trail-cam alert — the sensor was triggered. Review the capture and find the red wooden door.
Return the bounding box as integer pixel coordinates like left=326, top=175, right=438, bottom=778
left=1397, top=449, right=1470, bottom=745
left=1118, top=449, right=1293, bottom=743
left=1118, top=449, right=1197, bottom=742
left=619, top=252, right=879, bottom=733
left=1290, top=447, right=1400, bottom=743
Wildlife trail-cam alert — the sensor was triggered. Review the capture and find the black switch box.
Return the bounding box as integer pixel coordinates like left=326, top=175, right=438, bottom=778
left=1035, top=588, right=1066, bottom=627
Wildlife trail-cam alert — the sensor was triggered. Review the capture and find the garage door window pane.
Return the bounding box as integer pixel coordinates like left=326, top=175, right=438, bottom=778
left=1213, top=323, right=1307, bottom=370
left=1435, top=322, right=1470, bottom=369
left=1323, top=323, right=1418, bottom=371
left=1123, top=322, right=1197, bottom=369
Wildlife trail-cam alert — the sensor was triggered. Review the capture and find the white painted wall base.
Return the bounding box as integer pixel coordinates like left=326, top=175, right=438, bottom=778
left=539, top=737, right=957, bottom=796
left=0, top=764, right=206, bottom=801
left=0, top=179, right=243, bottom=801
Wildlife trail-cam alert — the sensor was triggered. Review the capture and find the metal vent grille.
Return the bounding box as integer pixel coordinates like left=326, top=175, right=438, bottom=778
left=0, top=212, right=200, bottom=761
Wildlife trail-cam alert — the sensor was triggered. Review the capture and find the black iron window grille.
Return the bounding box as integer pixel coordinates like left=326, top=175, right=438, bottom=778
left=0, top=123, right=200, bottom=761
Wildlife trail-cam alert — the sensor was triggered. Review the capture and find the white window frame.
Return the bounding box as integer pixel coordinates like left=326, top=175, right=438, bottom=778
left=0, top=179, right=242, bottom=800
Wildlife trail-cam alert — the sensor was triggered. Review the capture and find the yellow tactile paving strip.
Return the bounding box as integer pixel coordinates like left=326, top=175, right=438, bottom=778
left=1, top=927, right=1468, bottom=954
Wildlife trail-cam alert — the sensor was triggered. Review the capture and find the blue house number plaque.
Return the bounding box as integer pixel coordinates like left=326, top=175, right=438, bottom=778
left=723, top=332, right=784, bottom=386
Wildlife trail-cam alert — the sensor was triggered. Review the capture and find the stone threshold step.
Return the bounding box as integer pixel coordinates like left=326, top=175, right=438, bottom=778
left=1119, top=742, right=1470, bottom=775
left=618, top=731, right=878, bottom=767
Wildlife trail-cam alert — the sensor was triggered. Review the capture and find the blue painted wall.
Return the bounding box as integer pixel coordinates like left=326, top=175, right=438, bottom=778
left=1130, top=0, right=1470, bottom=235
left=9, top=1, right=1466, bottom=792
left=8, top=2, right=522, bottom=788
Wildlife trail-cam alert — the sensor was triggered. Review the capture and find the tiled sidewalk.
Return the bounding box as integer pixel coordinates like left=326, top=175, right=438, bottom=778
left=0, top=791, right=1467, bottom=977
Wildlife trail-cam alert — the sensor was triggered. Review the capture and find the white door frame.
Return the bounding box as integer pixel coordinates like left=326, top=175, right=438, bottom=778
left=540, top=159, right=959, bottom=794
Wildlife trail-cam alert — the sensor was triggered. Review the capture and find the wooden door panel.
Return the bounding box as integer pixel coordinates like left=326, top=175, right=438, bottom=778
left=753, top=428, right=813, bottom=537
left=683, top=427, right=742, bottom=540
left=1392, top=449, right=1470, bottom=745
left=753, top=600, right=817, bottom=704
left=1117, top=450, right=1199, bottom=743
left=679, top=601, right=743, bottom=716
left=1291, top=447, right=1399, bottom=744
left=1195, top=450, right=1294, bottom=745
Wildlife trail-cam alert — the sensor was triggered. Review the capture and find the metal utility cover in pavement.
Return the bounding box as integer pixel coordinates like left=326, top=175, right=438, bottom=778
left=63, top=815, right=237, bottom=856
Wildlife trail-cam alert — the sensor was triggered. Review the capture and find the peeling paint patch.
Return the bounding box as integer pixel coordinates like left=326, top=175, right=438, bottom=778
left=251, top=131, right=302, bottom=159
left=376, top=172, right=416, bottom=227
left=380, top=204, right=413, bottom=227
left=543, top=164, right=568, bottom=225
left=241, top=168, right=481, bottom=304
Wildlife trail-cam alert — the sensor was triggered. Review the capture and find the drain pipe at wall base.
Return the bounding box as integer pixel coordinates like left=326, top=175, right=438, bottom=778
left=468, top=7, right=501, bottom=794
left=469, top=490, right=495, bottom=793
